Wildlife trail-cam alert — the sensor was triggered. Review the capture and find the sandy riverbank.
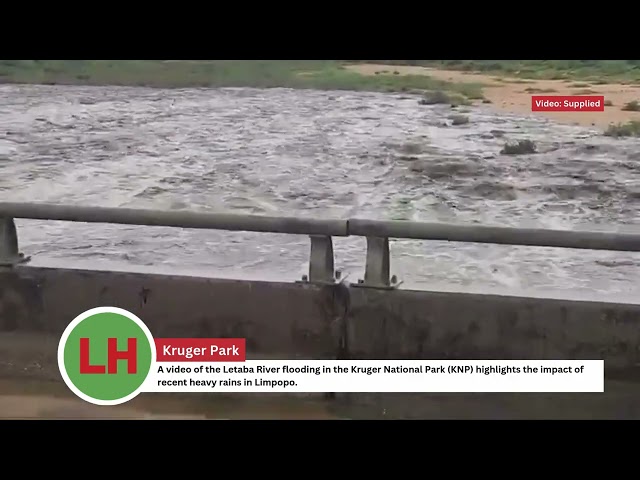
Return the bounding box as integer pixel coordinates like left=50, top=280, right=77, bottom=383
left=346, top=64, right=640, bottom=129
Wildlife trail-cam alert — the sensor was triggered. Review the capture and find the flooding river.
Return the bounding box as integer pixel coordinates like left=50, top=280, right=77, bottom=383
left=1, top=84, right=639, bottom=300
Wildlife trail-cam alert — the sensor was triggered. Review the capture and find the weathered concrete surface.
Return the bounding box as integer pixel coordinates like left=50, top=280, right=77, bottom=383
left=347, top=288, right=640, bottom=367
left=2, top=264, right=640, bottom=419
left=0, top=265, right=342, bottom=359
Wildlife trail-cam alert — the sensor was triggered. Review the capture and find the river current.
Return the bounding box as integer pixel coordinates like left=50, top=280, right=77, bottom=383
left=1, top=84, right=639, bottom=301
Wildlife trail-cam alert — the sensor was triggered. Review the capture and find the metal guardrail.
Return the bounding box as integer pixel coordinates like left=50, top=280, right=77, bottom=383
left=1, top=202, right=639, bottom=289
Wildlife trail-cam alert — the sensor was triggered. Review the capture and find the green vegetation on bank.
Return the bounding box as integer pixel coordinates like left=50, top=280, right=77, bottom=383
left=0, top=60, right=484, bottom=98
left=604, top=121, right=640, bottom=138
left=355, top=60, right=640, bottom=83
left=4, top=59, right=640, bottom=94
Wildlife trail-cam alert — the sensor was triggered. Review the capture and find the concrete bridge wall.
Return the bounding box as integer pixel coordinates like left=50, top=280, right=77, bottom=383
left=2, top=264, right=640, bottom=419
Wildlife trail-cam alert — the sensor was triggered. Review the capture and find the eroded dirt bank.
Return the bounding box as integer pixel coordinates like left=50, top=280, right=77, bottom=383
left=347, top=64, right=640, bottom=129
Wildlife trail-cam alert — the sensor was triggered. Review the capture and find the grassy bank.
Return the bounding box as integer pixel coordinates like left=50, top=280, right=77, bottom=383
left=0, top=60, right=485, bottom=98
left=4, top=60, right=639, bottom=91
left=354, top=60, right=640, bottom=83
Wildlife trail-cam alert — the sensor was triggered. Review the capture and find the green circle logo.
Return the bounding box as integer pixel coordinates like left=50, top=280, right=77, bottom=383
left=57, top=307, right=156, bottom=406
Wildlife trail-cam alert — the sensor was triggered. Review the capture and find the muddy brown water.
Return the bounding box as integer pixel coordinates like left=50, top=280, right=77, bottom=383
left=1, top=84, right=640, bottom=418
left=1, top=84, right=639, bottom=299
left=0, top=86, right=640, bottom=294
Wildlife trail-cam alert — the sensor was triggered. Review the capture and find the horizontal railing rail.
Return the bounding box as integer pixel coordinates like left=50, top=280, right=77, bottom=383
left=348, top=219, right=640, bottom=252
left=1, top=202, right=639, bottom=288
left=0, top=202, right=348, bottom=236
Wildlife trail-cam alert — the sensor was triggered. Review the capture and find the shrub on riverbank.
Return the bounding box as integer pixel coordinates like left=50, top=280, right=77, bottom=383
left=418, top=90, right=473, bottom=106
left=621, top=100, right=640, bottom=111
left=604, top=121, right=640, bottom=137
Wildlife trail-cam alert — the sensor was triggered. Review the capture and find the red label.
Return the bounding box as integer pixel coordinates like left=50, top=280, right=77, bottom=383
left=531, top=95, right=604, bottom=112
left=155, top=338, right=246, bottom=362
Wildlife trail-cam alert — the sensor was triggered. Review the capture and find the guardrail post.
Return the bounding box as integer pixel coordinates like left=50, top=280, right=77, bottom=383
left=307, top=235, right=335, bottom=284
left=0, top=217, right=30, bottom=267
left=363, top=236, right=390, bottom=287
